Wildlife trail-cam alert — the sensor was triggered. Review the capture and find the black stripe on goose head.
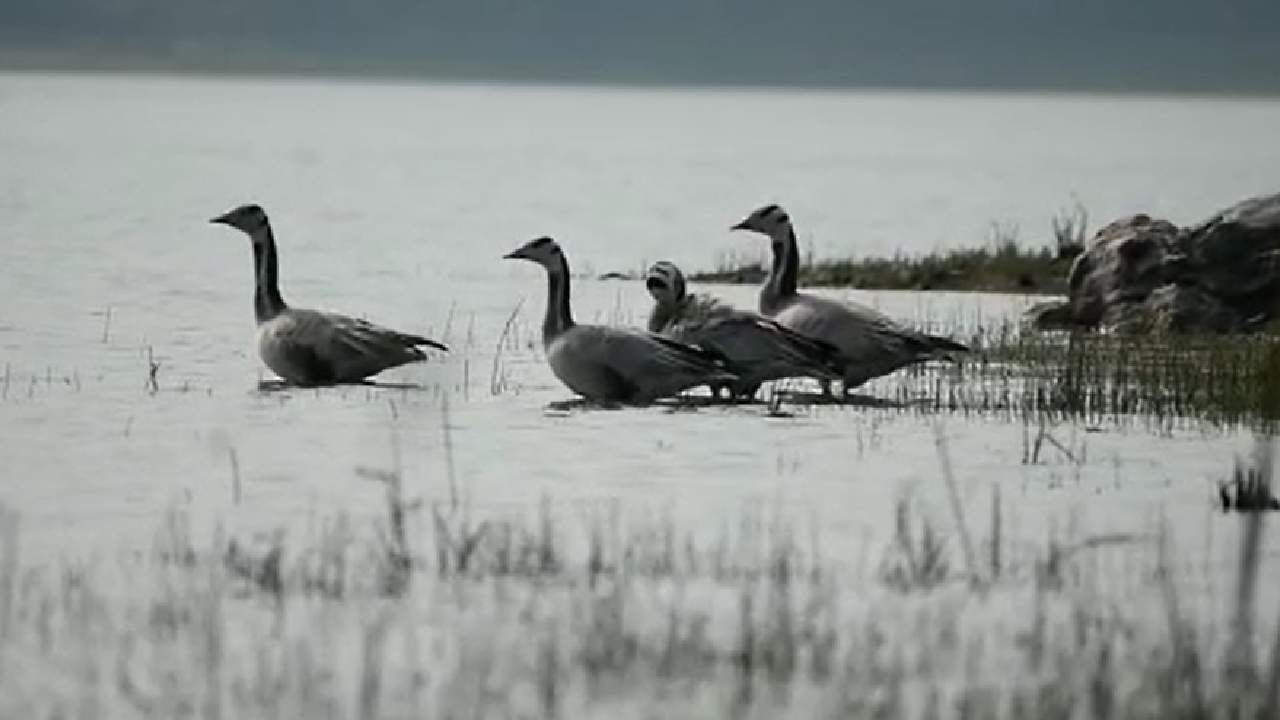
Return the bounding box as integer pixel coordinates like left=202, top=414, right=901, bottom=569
left=652, top=261, right=687, bottom=301
left=644, top=275, right=667, bottom=293
left=732, top=203, right=790, bottom=234
left=759, top=204, right=792, bottom=226
left=758, top=204, right=793, bottom=241
left=645, top=261, right=680, bottom=300
left=503, top=235, right=564, bottom=264
left=211, top=203, right=270, bottom=234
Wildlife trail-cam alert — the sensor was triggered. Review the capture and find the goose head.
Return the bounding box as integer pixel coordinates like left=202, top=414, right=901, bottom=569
left=644, top=261, right=687, bottom=305
left=211, top=203, right=270, bottom=237
left=503, top=236, right=564, bottom=269
left=731, top=203, right=792, bottom=245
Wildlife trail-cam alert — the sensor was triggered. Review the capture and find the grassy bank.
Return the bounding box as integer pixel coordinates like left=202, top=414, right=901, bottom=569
left=691, top=210, right=1087, bottom=294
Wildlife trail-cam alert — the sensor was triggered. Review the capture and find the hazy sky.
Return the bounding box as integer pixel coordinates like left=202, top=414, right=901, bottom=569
left=2, top=0, right=1278, bottom=92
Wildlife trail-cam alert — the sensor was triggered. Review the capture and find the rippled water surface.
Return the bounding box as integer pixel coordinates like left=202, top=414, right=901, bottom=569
left=1, top=73, right=1278, bottom=605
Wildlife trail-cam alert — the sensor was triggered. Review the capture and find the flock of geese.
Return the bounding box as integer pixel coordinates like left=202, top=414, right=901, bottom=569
left=211, top=202, right=967, bottom=404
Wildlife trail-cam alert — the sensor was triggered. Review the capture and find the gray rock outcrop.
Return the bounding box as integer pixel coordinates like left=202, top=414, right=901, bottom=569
left=1025, top=191, right=1280, bottom=333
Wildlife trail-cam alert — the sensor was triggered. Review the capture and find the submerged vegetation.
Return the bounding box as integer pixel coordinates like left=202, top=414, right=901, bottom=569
left=848, top=323, right=1280, bottom=433
left=691, top=203, right=1089, bottom=294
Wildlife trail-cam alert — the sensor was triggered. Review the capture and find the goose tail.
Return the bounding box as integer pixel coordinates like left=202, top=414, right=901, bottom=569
left=393, top=331, right=449, bottom=353
left=415, top=337, right=450, bottom=353
left=920, top=333, right=968, bottom=359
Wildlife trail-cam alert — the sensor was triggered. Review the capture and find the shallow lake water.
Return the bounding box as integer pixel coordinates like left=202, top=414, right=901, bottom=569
left=1, top=73, right=1278, bottom=618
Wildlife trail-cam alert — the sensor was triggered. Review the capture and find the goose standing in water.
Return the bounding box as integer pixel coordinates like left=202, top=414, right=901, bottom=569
left=730, top=204, right=968, bottom=393
left=644, top=261, right=842, bottom=398
left=211, top=203, right=447, bottom=386
left=503, top=237, right=736, bottom=404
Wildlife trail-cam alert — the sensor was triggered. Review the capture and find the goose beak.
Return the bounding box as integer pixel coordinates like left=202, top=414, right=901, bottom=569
left=730, top=219, right=751, bottom=232
left=502, top=248, right=526, bottom=261
left=210, top=213, right=232, bottom=226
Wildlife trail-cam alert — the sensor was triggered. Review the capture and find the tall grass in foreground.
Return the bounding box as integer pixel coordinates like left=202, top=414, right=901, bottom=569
left=1, top=444, right=1278, bottom=719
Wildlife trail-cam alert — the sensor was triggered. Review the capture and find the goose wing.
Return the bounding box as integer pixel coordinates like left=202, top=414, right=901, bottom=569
left=273, top=309, right=447, bottom=383
left=658, top=293, right=745, bottom=340
left=777, top=297, right=921, bottom=358
left=555, top=325, right=735, bottom=403
left=655, top=293, right=841, bottom=383
left=774, top=294, right=964, bottom=383
left=690, top=315, right=844, bottom=381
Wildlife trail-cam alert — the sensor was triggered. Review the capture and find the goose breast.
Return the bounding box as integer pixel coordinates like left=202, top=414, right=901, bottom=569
left=256, top=313, right=331, bottom=385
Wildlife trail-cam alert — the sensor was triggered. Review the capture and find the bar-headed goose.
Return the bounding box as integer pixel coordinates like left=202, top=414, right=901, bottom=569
left=644, top=261, right=841, bottom=398
left=211, top=203, right=447, bottom=386
left=503, top=237, right=736, bottom=404
left=730, top=204, right=968, bottom=392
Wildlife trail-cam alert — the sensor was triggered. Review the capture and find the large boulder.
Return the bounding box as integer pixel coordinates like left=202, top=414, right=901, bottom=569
left=1181, top=192, right=1280, bottom=321
left=1026, top=191, right=1280, bottom=333
left=1103, top=284, right=1241, bottom=334
left=1066, top=214, right=1184, bottom=327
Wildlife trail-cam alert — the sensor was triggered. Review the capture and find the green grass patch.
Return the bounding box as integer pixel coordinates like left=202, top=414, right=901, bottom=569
left=694, top=242, right=1071, bottom=294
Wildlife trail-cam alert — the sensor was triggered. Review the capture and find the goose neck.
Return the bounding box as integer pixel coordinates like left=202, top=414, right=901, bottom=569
left=542, top=255, right=575, bottom=343
left=252, top=224, right=288, bottom=323
left=648, top=296, right=677, bottom=333
left=762, top=224, right=799, bottom=313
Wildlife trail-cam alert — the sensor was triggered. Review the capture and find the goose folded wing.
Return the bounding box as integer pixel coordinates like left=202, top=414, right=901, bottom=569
left=684, top=293, right=737, bottom=322
left=697, top=316, right=843, bottom=378
left=778, top=298, right=909, bottom=358
left=752, top=317, right=844, bottom=365
left=299, top=312, right=428, bottom=379
left=590, top=328, right=730, bottom=383
left=826, top=307, right=957, bottom=361
left=334, top=316, right=447, bottom=351
left=664, top=294, right=747, bottom=339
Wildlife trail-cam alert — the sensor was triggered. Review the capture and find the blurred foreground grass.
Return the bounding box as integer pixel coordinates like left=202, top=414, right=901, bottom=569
left=1, top=440, right=1278, bottom=720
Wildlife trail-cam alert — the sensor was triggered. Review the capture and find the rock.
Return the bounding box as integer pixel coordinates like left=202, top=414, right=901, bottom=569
left=1022, top=300, right=1076, bottom=330
left=1144, top=284, right=1242, bottom=333
left=1103, top=284, right=1240, bottom=334
left=1182, top=192, right=1280, bottom=313
left=1065, top=214, right=1183, bottom=328
left=1043, top=191, right=1280, bottom=334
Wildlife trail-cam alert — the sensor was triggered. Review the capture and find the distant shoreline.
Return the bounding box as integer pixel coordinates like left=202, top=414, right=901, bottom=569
left=686, top=245, right=1072, bottom=295
left=2, top=52, right=1280, bottom=101
left=685, top=213, right=1083, bottom=295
